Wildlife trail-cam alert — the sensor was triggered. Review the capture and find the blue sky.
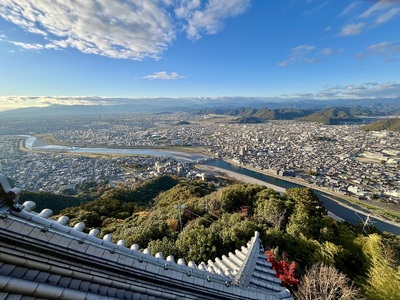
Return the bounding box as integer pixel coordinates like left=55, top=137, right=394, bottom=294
left=0, top=0, right=400, bottom=111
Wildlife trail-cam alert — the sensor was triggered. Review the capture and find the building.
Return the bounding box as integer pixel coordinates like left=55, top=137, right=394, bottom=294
left=0, top=173, right=292, bottom=299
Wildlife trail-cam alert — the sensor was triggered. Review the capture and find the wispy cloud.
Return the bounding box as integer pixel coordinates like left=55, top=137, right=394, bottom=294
left=338, top=1, right=400, bottom=36
left=339, top=22, right=366, bottom=36
left=303, top=0, right=330, bottom=15
left=278, top=45, right=315, bottom=67
left=356, top=41, right=400, bottom=61
left=338, top=1, right=362, bottom=17
left=0, top=0, right=250, bottom=59
left=360, top=1, right=400, bottom=25
left=375, top=6, right=400, bottom=24
left=175, top=0, right=251, bottom=40
left=281, top=81, right=400, bottom=100
left=278, top=45, right=342, bottom=67
left=143, top=71, right=184, bottom=80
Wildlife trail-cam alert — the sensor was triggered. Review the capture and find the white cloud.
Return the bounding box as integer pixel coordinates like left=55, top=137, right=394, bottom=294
left=278, top=45, right=315, bottom=66
left=359, top=0, right=400, bottom=25
left=337, top=1, right=400, bottom=37
left=9, top=41, right=44, bottom=50
left=360, top=1, right=394, bottom=19
left=304, top=58, right=319, bottom=64
left=375, top=7, right=400, bottom=24
left=278, top=45, right=342, bottom=67
left=338, top=1, right=362, bottom=17
left=339, top=22, right=366, bottom=36
left=303, top=0, right=330, bottom=15
left=0, top=95, right=118, bottom=110
left=175, top=0, right=251, bottom=40
left=143, top=71, right=184, bottom=80
left=282, top=81, right=400, bottom=100
left=356, top=41, right=400, bottom=61
left=0, top=0, right=250, bottom=59
left=321, top=82, right=400, bottom=99
left=0, top=0, right=175, bottom=60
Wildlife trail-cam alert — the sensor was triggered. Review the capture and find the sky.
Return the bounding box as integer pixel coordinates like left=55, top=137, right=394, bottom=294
left=0, top=0, right=400, bottom=111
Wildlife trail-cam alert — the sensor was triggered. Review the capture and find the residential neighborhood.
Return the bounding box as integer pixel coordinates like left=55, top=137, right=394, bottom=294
left=1, top=113, right=399, bottom=204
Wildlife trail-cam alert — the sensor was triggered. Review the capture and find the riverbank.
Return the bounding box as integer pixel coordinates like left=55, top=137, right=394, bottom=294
left=196, top=164, right=286, bottom=193
left=219, top=159, right=400, bottom=227
left=18, top=135, right=213, bottom=162
left=31, top=134, right=213, bottom=157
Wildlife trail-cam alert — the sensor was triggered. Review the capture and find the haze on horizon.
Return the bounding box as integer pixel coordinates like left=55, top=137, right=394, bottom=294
left=0, top=0, right=400, bottom=112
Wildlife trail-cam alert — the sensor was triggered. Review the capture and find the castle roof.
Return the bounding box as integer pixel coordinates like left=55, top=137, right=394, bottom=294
left=0, top=173, right=292, bottom=300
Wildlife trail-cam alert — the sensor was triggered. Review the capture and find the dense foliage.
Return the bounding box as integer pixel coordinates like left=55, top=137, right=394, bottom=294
left=59, top=175, right=179, bottom=228
left=20, top=190, right=87, bottom=214
left=56, top=177, right=400, bottom=299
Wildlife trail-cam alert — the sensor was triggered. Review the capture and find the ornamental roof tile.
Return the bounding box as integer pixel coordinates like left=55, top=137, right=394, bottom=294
left=0, top=173, right=293, bottom=300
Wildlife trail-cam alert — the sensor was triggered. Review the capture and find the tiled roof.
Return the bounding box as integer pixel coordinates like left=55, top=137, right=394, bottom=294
left=0, top=173, right=293, bottom=300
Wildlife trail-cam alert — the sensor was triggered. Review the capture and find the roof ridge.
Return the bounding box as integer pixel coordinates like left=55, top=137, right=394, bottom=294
left=3, top=199, right=234, bottom=286
left=235, top=231, right=261, bottom=287
left=1, top=173, right=293, bottom=299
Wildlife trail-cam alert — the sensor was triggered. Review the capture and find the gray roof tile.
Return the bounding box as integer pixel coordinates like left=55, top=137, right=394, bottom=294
left=0, top=264, right=16, bottom=276
left=68, top=278, right=82, bottom=289
left=79, top=281, right=91, bottom=291
left=58, top=277, right=72, bottom=287
left=98, top=285, right=109, bottom=295
left=88, top=283, right=100, bottom=293
left=124, top=291, right=134, bottom=299
left=23, top=269, right=40, bottom=281
left=34, top=272, right=50, bottom=283
left=47, top=274, right=62, bottom=285
left=107, top=287, right=117, bottom=297
left=116, top=289, right=126, bottom=298
left=10, top=267, right=27, bottom=279
left=5, top=295, right=22, bottom=300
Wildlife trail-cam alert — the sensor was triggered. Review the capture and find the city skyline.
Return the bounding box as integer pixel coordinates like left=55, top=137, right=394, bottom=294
left=0, top=0, right=400, bottom=111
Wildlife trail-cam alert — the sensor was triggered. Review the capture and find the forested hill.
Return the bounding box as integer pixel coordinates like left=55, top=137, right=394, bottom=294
left=299, top=107, right=359, bottom=125
left=19, top=175, right=179, bottom=214
left=195, top=107, right=315, bottom=120
left=40, top=177, right=400, bottom=299
left=363, top=118, right=400, bottom=132
left=195, top=106, right=363, bottom=124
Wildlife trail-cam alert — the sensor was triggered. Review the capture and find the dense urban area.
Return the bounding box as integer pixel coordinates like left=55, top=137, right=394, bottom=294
left=1, top=112, right=400, bottom=205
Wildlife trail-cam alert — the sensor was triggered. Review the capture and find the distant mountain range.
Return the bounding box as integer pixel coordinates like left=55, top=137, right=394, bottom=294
left=1, top=97, right=399, bottom=119
left=197, top=107, right=364, bottom=125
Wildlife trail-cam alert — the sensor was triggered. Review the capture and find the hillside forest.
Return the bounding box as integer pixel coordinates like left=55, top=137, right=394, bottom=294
left=25, top=175, right=400, bottom=299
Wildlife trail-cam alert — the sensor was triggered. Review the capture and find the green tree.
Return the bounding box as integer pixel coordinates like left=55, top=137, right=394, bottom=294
left=148, top=237, right=178, bottom=258
left=218, top=184, right=265, bottom=213
left=175, top=221, right=217, bottom=263
left=113, top=210, right=173, bottom=247
left=285, top=188, right=326, bottom=239
left=255, top=188, right=293, bottom=230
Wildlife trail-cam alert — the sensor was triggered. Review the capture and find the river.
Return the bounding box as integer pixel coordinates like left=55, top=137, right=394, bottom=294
left=21, top=135, right=400, bottom=234
left=22, top=136, right=210, bottom=162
